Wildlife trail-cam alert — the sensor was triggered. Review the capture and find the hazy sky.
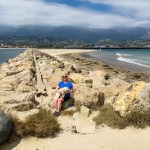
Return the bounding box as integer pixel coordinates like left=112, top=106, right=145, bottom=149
left=0, top=0, right=150, bottom=28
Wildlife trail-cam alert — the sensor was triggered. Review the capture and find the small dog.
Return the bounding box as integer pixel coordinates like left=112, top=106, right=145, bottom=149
left=55, top=87, right=69, bottom=99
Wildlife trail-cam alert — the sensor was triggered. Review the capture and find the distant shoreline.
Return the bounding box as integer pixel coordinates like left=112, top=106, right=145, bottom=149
left=93, top=47, right=150, bottom=50
left=0, top=48, right=27, bottom=50
left=71, top=47, right=150, bottom=50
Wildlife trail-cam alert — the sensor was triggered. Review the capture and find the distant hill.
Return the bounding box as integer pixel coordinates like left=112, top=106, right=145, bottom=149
left=0, top=25, right=150, bottom=42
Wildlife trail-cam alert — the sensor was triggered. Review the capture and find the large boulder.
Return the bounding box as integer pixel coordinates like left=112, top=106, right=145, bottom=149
left=16, top=83, right=36, bottom=93
left=74, top=85, right=104, bottom=108
left=0, top=76, right=20, bottom=91
left=88, top=70, right=109, bottom=90
left=89, top=70, right=109, bottom=78
left=39, top=62, right=55, bottom=80
left=11, top=101, right=35, bottom=111
left=64, top=64, right=81, bottom=73
left=49, top=69, right=68, bottom=88
left=18, top=61, right=34, bottom=72
left=0, top=72, right=7, bottom=80
left=69, top=73, right=85, bottom=83
left=91, top=77, right=105, bottom=90
left=17, top=70, right=35, bottom=84
left=0, top=111, right=13, bottom=144
left=99, top=78, right=129, bottom=98
left=113, top=81, right=150, bottom=116
left=0, top=92, right=36, bottom=113
left=0, top=83, right=14, bottom=91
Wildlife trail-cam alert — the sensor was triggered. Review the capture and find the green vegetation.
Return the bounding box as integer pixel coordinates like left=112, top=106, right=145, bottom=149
left=1, top=35, right=150, bottom=49
left=93, top=106, right=150, bottom=129
left=0, top=36, right=93, bottom=48
left=11, top=108, right=60, bottom=137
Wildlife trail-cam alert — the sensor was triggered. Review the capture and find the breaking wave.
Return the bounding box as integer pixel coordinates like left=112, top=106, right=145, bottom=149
left=117, top=57, right=150, bottom=68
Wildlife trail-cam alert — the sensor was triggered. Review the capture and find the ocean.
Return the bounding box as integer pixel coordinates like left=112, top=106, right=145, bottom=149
left=0, top=48, right=26, bottom=64
left=86, top=49, right=150, bottom=72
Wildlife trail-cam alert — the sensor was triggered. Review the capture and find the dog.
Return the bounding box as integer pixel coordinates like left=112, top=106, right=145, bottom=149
left=55, top=87, right=69, bottom=99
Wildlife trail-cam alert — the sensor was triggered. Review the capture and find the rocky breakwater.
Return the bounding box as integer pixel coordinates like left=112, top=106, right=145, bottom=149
left=0, top=49, right=68, bottom=121
left=0, top=49, right=38, bottom=121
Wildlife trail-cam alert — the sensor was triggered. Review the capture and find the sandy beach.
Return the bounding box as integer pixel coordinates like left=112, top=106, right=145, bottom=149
left=1, top=49, right=150, bottom=150
left=40, top=49, right=150, bottom=73
left=1, top=126, right=150, bottom=150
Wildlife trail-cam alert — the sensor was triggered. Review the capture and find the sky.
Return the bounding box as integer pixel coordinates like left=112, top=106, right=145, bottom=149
left=0, top=0, right=150, bottom=29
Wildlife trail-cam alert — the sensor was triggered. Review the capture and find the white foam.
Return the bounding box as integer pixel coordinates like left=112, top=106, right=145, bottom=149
left=116, top=53, right=132, bottom=57
left=122, top=54, right=132, bottom=57
left=117, top=57, right=150, bottom=68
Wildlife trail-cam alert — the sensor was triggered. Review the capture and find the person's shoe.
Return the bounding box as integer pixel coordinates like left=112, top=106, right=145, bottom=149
left=53, top=111, right=60, bottom=116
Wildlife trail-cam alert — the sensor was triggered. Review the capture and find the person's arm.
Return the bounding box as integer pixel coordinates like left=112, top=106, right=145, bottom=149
left=55, top=86, right=61, bottom=94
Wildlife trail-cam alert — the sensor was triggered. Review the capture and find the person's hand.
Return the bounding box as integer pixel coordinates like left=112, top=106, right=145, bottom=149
left=67, top=89, right=72, bottom=94
left=57, top=89, right=62, bottom=94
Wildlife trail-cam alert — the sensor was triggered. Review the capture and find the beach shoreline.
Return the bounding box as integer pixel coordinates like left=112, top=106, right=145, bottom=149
left=39, top=48, right=150, bottom=73
left=80, top=51, right=150, bottom=73
left=38, top=48, right=150, bottom=83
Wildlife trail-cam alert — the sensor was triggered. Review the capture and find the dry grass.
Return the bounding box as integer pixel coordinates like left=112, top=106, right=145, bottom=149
left=93, top=106, right=126, bottom=129
left=11, top=108, right=60, bottom=137
left=93, top=106, right=150, bottom=129
left=127, top=111, right=150, bottom=128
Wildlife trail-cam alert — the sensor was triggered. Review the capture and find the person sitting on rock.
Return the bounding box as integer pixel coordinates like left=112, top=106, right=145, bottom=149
left=53, top=73, right=73, bottom=116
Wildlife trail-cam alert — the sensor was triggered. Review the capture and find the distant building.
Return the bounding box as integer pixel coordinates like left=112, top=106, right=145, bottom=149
left=1, top=44, right=4, bottom=47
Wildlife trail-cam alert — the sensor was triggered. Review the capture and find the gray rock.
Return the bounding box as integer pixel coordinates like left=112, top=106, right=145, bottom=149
left=0, top=111, right=13, bottom=144
left=74, top=85, right=104, bottom=108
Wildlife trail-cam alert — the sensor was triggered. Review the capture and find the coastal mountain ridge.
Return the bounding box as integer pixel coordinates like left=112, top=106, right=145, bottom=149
left=0, top=25, right=150, bottom=42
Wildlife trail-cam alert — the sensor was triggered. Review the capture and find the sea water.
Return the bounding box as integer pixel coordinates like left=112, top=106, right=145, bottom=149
left=0, top=48, right=26, bottom=64
left=86, top=49, right=150, bottom=72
